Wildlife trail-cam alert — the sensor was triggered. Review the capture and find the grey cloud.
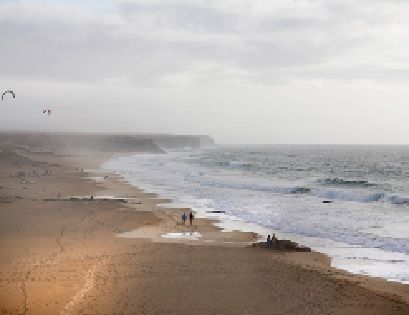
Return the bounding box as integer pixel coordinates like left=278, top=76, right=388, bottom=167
left=119, top=1, right=239, bottom=34
left=1, top=0, right=409, bottom=86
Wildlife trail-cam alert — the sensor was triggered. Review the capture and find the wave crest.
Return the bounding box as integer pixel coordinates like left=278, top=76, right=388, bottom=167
left=317, top=178, right=375, bottom=187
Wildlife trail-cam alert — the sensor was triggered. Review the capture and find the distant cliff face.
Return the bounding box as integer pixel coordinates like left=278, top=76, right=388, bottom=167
left=139, top=134, right=215, bottom=149
left=0, top=133, right=215, bottom=152
left=0, top=134, right=164, bottom=153
left=198, top=135, right=216, bottom=147
left=99, top=137, right=165, bottom=153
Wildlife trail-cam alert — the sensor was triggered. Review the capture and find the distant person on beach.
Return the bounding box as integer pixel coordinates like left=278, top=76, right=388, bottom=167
left=266, top=235, right=272, bottom=247
left=182, top=213, right=187, bottom=225
left=189, top=212, right=194, bottom=225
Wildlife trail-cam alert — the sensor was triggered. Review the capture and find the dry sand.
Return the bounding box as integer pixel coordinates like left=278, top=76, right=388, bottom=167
left=1, top=144, right=409, bottom=315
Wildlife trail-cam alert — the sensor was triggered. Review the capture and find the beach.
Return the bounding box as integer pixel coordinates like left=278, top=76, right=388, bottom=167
left=1, top=143, right=409, bottom=315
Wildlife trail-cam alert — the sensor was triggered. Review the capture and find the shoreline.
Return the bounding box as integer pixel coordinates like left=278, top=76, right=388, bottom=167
left=1, top=145, right=409, bottom=314
left=100, top=155, right=409, bottom=300
left=103, top=152, right=409, bottom=286
left=84, top=164, right=409, bottom=309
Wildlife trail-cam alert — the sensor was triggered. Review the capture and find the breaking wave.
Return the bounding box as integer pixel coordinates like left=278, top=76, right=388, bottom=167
left=317, top=178, right=376, bottom=187
left=183, top=174, right=409, bottom=205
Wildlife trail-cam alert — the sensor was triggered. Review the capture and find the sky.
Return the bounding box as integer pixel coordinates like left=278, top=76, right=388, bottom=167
left=1, top=0, right=409, bottom=144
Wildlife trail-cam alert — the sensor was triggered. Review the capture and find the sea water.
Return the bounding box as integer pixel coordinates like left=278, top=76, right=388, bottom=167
left=103, top=145, right=409, bottom=283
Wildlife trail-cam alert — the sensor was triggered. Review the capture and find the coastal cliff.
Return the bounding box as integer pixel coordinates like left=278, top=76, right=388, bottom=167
left=135, top=134, right=215, bottom=149
left=0, top=132, right=216, bottom=152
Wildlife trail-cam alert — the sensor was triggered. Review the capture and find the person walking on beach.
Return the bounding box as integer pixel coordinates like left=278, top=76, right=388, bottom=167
left=189, top=212, right=194, bottom=226
left=182, top=212, right=187, bottom=225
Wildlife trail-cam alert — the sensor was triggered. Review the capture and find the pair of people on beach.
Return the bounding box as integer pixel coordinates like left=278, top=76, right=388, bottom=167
left=266, top=233, right=276, bottom=247
left=182, top=212, right=194, bottom=225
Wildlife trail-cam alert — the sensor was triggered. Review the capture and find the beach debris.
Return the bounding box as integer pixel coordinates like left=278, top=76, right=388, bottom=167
left=42, top=196, right=131, bottom=203
left=19, top=179, right=35, bottom=184
left=2, top=90, right=15, bottom=101
left=43, top=169, right=52, bottom=176
left=0, top=196, right=12, bottom=203
left=42, top=109, right=52, bottom=116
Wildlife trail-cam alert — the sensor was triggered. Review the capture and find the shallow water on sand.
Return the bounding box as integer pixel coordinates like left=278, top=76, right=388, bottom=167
left=161, top=232, right=202, bottom=240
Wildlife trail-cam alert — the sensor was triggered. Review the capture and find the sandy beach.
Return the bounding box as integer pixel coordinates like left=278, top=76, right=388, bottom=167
left=1, top=143, right=409, bottom=315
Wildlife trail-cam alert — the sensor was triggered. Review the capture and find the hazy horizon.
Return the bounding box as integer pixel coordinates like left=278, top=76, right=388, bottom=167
left=2, top=0, right=409, bottom=145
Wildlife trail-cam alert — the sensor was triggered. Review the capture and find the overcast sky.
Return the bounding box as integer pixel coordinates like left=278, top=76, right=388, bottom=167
left=1, top=0, right=409, bottom=144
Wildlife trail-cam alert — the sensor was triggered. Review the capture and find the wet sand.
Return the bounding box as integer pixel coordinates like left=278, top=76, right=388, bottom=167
left=1, top=145, right=409, bottom=315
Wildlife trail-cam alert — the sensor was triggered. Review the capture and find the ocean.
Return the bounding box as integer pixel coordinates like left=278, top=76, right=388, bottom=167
left=103, top=145, right=409, bottom=284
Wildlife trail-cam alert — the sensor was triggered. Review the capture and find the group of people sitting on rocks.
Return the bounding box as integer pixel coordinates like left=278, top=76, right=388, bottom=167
left=266, top=233, right=277, bottom=247
left=254, top=233, right=311, bottom=252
